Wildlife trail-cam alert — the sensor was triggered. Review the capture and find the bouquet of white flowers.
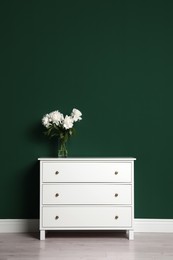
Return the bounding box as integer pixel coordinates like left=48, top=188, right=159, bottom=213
left=42, top=108, right=82, bottom=157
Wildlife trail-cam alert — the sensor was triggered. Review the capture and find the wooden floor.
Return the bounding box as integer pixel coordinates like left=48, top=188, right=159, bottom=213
left=0, top=231, right=173, bottom=260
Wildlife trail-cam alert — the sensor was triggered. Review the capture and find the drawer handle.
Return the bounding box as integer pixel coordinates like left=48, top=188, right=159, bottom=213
left=115, top=193, right=118, bottom=197
left=55, top=193, right=59, bottom=197
left=115, top=215, right=119, bottom=220
left=55, top=216, right=59, bottom=220
left=114, top=171, right=118, bottom=175
left=55, top=171, right=59, bottom=175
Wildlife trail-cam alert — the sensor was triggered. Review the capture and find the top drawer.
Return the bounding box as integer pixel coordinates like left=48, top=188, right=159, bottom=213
left=41, top=162, right=132, bottom=183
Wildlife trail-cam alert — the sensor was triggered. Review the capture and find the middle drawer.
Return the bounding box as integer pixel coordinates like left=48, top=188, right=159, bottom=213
left=42, top=184, right=132, bottom=205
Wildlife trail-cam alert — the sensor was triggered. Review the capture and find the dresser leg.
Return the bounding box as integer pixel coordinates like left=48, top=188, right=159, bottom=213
left=40, top=230, right=46, bottom=240
left=127, top=230, right=134, bottom=240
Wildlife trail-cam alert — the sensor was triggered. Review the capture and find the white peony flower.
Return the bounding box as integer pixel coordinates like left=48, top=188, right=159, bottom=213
left=63, top=115, right=74, bottom=129
left=71, top=108, right=82, bottom=122
left=42, top=114, right=51, bottom=128
left=49, top=110, right=64, bottom=126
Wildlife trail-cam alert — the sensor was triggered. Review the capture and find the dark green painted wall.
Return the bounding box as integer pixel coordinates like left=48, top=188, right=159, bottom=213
left=0, top=0, right=173, bottom=219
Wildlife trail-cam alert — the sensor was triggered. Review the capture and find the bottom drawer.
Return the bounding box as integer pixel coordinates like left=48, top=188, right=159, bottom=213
left=42, top=206, right=132, bottom=228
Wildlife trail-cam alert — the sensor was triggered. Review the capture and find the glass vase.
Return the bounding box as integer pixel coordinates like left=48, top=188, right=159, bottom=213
left=58, top=141, right=68, bottom=158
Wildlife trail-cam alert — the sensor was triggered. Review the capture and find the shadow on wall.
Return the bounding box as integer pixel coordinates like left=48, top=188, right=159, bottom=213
left=23, top=162, right=39, bottom=220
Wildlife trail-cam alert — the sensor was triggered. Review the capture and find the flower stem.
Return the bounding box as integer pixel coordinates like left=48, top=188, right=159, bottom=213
left=58, top=141, right=68, bottom=157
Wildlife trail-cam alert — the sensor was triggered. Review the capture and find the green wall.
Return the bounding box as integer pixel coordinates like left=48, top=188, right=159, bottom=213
left=1, top=0, right=173, bottom=219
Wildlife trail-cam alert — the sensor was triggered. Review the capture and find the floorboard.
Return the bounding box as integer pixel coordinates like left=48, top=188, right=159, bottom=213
left=0, top=231, right=173, bottom=260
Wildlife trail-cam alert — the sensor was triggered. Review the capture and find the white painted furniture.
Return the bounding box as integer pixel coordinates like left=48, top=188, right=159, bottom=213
left=38, top=158, right=136, bottom=240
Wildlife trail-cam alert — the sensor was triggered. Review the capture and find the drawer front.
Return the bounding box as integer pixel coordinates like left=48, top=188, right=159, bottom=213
left=42, top=206, right=132, bottom=228
left=42, top=162, right=131, bottom=183
left=42, top=184, right=132, bottom=205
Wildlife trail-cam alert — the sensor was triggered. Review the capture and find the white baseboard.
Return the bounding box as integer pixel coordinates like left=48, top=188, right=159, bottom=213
left=134, top=219, right=173, bottom=233
left=0, top=219, right=173, bottom=233
left=0, top=219, right=39, bottom=233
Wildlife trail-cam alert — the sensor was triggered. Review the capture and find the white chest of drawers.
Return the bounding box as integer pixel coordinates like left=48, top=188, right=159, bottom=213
left=38, top=158, right=136, bottom=240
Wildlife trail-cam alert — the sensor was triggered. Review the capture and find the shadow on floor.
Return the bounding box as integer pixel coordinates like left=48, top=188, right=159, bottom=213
left=29, top=230, right=127, bottom=240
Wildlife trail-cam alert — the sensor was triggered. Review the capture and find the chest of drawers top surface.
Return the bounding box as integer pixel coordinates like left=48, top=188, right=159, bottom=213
left=38, top=158, right=136, bottom=161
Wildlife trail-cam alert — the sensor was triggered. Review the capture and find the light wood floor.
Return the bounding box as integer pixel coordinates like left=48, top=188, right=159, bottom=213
left=0, top=231, right=173, bottom=260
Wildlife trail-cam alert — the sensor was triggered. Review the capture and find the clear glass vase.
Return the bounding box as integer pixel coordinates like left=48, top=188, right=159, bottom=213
left=58, top=141, right=68, bottom=158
